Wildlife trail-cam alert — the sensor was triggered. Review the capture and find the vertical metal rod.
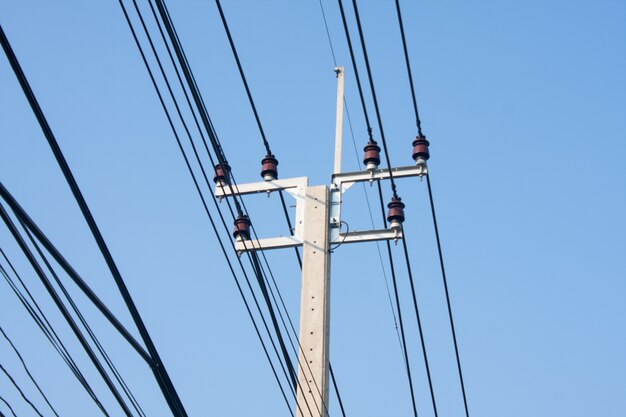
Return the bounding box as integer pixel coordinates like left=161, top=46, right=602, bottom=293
left=296, top=186, right=331, bottom=417
left=333, top=67, right=345, bottom=175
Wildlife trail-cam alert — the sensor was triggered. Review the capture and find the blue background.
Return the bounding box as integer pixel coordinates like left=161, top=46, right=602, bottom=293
left=1, top=1, right=625, bottom=416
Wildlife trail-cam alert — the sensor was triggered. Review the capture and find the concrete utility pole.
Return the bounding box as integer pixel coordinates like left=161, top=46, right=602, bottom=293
left=215, top=67, right=427, bottom=417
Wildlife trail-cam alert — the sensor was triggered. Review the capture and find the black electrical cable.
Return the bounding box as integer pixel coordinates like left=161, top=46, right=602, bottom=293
left=136, top=5, right=319, bottom=416
left=129, top=2, right=328, bottom=415
left=318, top=0, right=338, bottom=64
left=214, top=0, right=271, bottom=155
left=127, top=2, right=303, bottom=402
left=336, top=1, right=420, bottom=415
left=426, top=175, right=470, bottom=417
left=0, top=363, right=44, bottom=417
left=139, top=3, right=299, bottom=392
left=0, top=203, right=135, bottom=417
left=0, top=326, right=60, bottom=417
left=319, top=0, right=405, bottom=368
left=0, top=24, right=186, bottom=417
left=348, top=3, right=444, bottom=416
left=394, top=0, right=423, bottom=136
left=348, top=0, right=399, bottom=198
left=376, top=182, right=419, bottom=417
left=0, top=250, right=109, bottom=416
left=0, top=184, right=151, bottom=364
left=212, top=3, right=341, bottom=412
left=0, top=395, right=16, bottom=417
left=116, top=2, right=297, bottom=414
left=214, top=0, right=301, bottom=267
left=392, top=2, right=471, bottom=414
left=337, top=0, right=373, bottom=140
left=399, top=231, right=440, bottom=417
left=153, top=0, right=245, bottom=218
left=124, top=0, right=302, bottom=404
left=21, top=224, right=147, bottom=417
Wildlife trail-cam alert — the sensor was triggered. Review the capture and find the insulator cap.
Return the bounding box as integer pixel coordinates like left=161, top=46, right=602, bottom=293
left=363, top=140, right=381, bottom=170
left=233, top=214, right=251, bottom=240
left=213, top=162, right=231, bottom=184
left=411, top=136, right=430, bottom=162
left=260, top=154, right=279, bottom=181
left=387, top=197, right=406, bottom=229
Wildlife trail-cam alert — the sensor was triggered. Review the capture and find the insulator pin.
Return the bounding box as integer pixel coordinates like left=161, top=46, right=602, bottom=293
left=363, top=140, right=381, bottom=171
left=213, top=162, right=231, bottom=185
left=233, top=214, right=251, bottom=241
left=260, top=154, right=279, bottom=181
left=387, top=197, right=406, bottom=230
left=411, top=136, right=430, bottom=168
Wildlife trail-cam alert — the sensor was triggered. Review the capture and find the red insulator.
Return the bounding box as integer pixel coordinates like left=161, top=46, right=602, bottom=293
left=387, top=197, right=406, bottom=229
left=233, top=214, right=251, bottom=240
left=411, top=136, right=430, bottom=163
left=260, top=154, right=279, bottom=181
left=213, top=162, right=231, bottom=184
left=363, top=140, right=381, bottom=170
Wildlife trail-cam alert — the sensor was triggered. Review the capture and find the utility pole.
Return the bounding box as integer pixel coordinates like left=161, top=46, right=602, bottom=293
left=215, top=67, right=427, bottom=417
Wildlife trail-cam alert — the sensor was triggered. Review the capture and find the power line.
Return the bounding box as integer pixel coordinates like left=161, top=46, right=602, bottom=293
left=214, top=0, right=271, bottom=155
left=136, top=5, right=302, bottom=398
left=0, top=395, right=16, bottom=417
left=0, top=203, right=135, bottom=417
left=130, top=0, right=303, bottom=405
left=213, top=3, right=348, bottom=414
left=348, top=2, right=445, bottom=416
left=213, top=0, right=302, bottom=267
left=390, top=2, right=471, bottom=414
left=317, top=0, right=404, bottom=361
left=0, top=23, right=186, bottom=417
left=348, top=0, right=400, bottom=197
left=399, top=232, right=440, bottom=417
left=0, top=363, right=44, bottom=417
left=0, top=326, right=60, bottom=417
left=0, top=253, right=109, bottom=416
left=394, top=0, right=423, bottom=136
left=20, top=224, right=147, bottom=417
left=146, top=5, right=325, bottom=415
left=375, top=182, right=419, bottom=417
left=117, top=2, right=299, bottom=414
left=426, top=175, right=471, bottom=417
left=0, top=183, right=150, bottom=364
left=336, top=1, right=420, bottom=415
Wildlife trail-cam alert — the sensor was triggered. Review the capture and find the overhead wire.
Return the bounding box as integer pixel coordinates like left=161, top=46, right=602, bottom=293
left=0, top=23, right=186, bottom=417
left=0, top=363, right=44, bottom=417
left=393, top=2, right=471, bottom=415
left=143, top=4, right=306, bottom=399
left=394, top=0, right=423, bottom=137
left=0, top=395, right=16, bottom=417
left=117, top=1, right=299, bottom=414
left=336, top=1, right=419, bottom=415
left=212, top=2, right=350, bottom=414
left=131, top=0, right=303, bottom=405
left=348, top=2, right=445, bottom=416
left=426, top=176, right=470, bottom=417
left=0, top=183, right=150, bottom=364
left=348, top=0, right=400, bottom=197
left=0, top=326, right=60, bottom=417
left=20, top=223, right=147, bottom=417
left=213, top=0, right=302, bottom=267
left=0, top=250, right=109, bottom=416
left=317, top=0, right=404, bottom=361
left=0, top=203, right=135, bottom=417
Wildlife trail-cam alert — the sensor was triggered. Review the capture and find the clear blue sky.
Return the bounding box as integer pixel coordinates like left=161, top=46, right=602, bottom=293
left=1, top=1, right=625, bottom=416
